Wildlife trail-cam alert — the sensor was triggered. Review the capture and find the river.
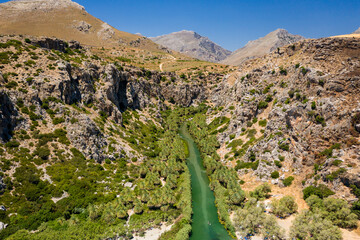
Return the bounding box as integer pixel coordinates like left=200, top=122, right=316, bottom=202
left=179, top=124, right=232, bottom=240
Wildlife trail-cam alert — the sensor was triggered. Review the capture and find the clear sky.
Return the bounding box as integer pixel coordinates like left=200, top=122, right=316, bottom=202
left=3, top=0, right=360, bottom=51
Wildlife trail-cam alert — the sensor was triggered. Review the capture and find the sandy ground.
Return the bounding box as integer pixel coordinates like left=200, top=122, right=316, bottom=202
left=276, top=215, right=295, bottom=239
left=342, top=229, right=360, bottom=240
left=132, top=224, right=173, bottom=240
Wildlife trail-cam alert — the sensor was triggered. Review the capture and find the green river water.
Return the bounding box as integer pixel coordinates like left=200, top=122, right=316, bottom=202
left=179, top=124, right=232, bottom=240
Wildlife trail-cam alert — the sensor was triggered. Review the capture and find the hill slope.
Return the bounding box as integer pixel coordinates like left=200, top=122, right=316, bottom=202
left=0, top=0, right=157, bottom=49
left=150, top=30, right=231, bottom=62
left=221, top=29, right=305, bottom=66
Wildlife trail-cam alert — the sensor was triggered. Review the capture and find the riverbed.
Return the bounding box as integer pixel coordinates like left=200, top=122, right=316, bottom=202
left=179, top=124, right=232, bottom=240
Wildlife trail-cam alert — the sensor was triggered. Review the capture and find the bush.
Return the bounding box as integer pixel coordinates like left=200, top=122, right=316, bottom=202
left=271, top=196, right=298, bottom=218
left=5, top=81, right=18, bottom=89
left=311, top=101, right=316, bottom=110
left=288, top=90, right=295, bottom=98
left=271, top=171, right=280, bottom=179
left=235, top=199, right=284, bottom=239
left=290, top=210, right=342, bottom=240
left=259, top=119, right=267, bottom=127
left=283, top=176, right=294, bottom=187
left=278, top=142, right=289, bottom=151
left=5, top=140, right=20, bottom=148
left=257, top=101, right=268, bottom=109
left=265, top=95, right=273, bottom=102
left=52, top=117, right=65, bottom=125
left=34, top=146, right=51, bottom=160
left=303, top=184, right=335, bottom=200
left=250, top=183, right=271, bottom=200
left=279, top=66, right=287, bottom=75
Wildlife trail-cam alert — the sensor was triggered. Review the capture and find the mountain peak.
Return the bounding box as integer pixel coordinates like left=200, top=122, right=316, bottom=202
left=353, top=27, right=360, bottom=34
left=150, top=30, right=231, bottom=62
left=221, top=29, right=305, bottom=66
left=1, top=0, right=85, bottom=12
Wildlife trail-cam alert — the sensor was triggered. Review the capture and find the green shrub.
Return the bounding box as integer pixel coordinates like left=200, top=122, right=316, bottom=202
left=274, top=160, right=282, bottom=168
left=278, top=142, right=289, bottom=151
left=265, top=95, right=273, bottom=102
left=5, top=81, right=18, bottom=89
left=271, top=171, right=280, bottom=179
left=5, top=140, right=20, bottom=148
left=311, top=101, right=316, bottom=110
left=52, top=117, right=65, bottom=125
left=279, top=66, right=287, bottom=75
left=288, top=90, right=295, bottom=98
left=257, top=101, right=268, bottom=109
left=250, top=183, right=271, bottom=200
left=34, top=146, right=51, bottom=160
left=271, top=196, right=298, bottom=217
left=259, top=119, right=267, bottom=127
left=283, top=176, right=294, bottom=187
left=303, top=184, right=335, bottom=199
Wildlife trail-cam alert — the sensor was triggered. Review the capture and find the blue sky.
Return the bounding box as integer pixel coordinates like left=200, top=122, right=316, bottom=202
left=3, top=0, right=360, bottom=51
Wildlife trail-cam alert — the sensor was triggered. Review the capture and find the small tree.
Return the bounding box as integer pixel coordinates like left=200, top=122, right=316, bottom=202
left=271, top=196, right=298, bottom=218
left=250, top=183, right=271, bottom=200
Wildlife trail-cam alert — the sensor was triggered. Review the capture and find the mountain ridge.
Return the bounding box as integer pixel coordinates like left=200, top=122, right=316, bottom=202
left=150, top=30, right=231, bottom=62
left=221, top=28, right=305, bottom=66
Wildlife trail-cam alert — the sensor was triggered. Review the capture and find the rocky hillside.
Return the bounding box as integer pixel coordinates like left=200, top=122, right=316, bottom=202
left=150, top=30, right=231, bottom=62
left=221, top=29, right=305, bottom=66
left=210, top=37, right=360, bottom=203
left=0, top=0, right=159, bottom=49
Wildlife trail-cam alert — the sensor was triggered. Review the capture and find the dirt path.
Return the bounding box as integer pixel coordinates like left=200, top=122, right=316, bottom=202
left=132, top=223, right=173, bottom=240
left=159, top=55, right=176, bottom=72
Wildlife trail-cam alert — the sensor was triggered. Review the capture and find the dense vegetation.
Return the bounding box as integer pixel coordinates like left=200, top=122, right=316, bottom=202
left=0, top=107, right=201, bottom=239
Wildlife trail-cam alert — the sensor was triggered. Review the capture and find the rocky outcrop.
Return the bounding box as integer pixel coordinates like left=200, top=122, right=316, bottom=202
left=66, top=114, right=108, bottom=162
left=73, top=20, right=92, bottom=33
left=0, top=90, right=18, bottom=143
left=31, top=38, right=81, bottom=52
left=150, top=30, right=231, bottom=62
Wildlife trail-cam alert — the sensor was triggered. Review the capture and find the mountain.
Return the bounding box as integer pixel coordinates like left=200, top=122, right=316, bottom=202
left=0, top=0, right=156, bottom=48
left=221, top=29, right=305, bottom=66
left=150, top=30, right=231, bottom=62
left=353, top=27, right=360, bottom=34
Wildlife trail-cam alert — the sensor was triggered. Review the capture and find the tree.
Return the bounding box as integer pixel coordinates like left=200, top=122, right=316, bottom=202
left=290, top=210, right=342, bottom=240
left=250, top=183, right=271, bottom=200
left=271, top=196, right=298, bottom=218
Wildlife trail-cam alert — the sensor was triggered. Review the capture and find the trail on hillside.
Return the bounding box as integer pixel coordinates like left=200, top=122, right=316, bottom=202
left=159, top=55, right=176, bottom=72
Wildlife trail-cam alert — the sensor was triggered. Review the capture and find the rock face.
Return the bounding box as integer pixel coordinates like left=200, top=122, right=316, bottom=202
left=150, top=30, right=231, bottom=62
left=0, top=91, right=18, bottom=143
left=221, top=29, right=305, bottom=66
left=353, top=27, right=360, bottom=34
left=212, top=37, right=360, bottom=198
